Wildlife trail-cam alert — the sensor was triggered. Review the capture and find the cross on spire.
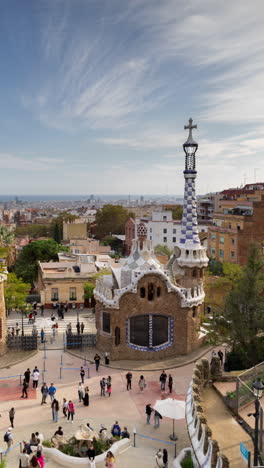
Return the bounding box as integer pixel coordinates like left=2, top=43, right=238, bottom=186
left=184, top=118, right=197, bottom=141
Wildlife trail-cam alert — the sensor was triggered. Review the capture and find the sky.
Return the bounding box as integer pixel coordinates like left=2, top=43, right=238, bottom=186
left=1, top=0, right=264, bottom=196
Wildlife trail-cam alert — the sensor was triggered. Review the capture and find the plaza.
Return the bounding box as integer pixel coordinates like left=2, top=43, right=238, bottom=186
left=0, top=320, right=203, bottom=468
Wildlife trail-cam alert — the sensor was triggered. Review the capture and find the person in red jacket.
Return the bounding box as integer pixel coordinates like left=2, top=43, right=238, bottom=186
left=67, top=400, right=75, bottom=423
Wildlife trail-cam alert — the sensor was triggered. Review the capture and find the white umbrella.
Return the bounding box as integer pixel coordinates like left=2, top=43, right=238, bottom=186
left=38, top=318, right=54, bottom=329
left=154, top=398, right=185, bottom=440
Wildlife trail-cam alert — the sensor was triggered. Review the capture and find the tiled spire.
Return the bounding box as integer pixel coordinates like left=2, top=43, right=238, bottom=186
left=180, top=118, right=200, bottom=246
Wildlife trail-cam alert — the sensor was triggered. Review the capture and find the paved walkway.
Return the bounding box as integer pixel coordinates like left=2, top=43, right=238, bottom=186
left=202, top=387, right=253, bottom=467
left=0, top=348, right=194, bottom=468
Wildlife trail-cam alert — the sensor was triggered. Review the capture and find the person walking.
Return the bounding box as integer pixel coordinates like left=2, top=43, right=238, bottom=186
left=4, top=427, right=13, bottom=451
left=87, top=443, right=96, bottom=468
left=9, top=407, right=15, bottom=428
left=168, top=374, right=173, bottom=393
left=111, top=421, right=121, bottom=437
left=15, top=323, right=20, bottom=336
left=126, top=371, right=132, bottom=390
left=154, top=410, right=162, bottom=428
left=19, top=448, right=30, bottom=468
left=67, top=400, right=75, bottom=423
left=48, top=383, right=56, bottom=402
left=29, top=455, right=41, bottom=468
left=41, top=383, right=49, bottom=405
left=138, top=375, right=146, bottom=392
left=78, top=382, right=84, bottom=402
left=40, top=304, right=44, bottom=317
left=163, top=448, right=168, bottom=468
left=159, top=370, right=167, bottom=391
left=81, top=322, right=85, bottom=334
left=32, top=367, right=40, bottom=389
left=51, top=398, right=59, bottom=422
left=24, top=368, right=31, bottom=385
left=106, top=376, right=112, bottom=397
left=104, top=351, right=110, bottom=365
left=83, top=386, right=89, bottom=406
left=100, top=377, right=106, bottom=396
left=76, top=321, right=81, bottom=335
left=94, top=353, right=101, bottom=371
left=21, top=378, right=29, bottom=398
left=104, top=451, right=115, bottom=468
left=62, top=398, right=68, bottom=417
left=80, top=366, right=85, bottom=384
left=40, top=329, right=44, bottom=343
left=145, top=404, right=153, bottom=424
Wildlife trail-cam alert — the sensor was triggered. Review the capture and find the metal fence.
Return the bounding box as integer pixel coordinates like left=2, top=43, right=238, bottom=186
left=6, top=335, right=38, bottom=350
left=65, top=332, right=96, bottom=349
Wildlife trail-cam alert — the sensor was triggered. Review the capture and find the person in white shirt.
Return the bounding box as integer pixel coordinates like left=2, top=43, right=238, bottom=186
left=32, top=367, right=40, bottom=389
left=19, top=448, right=30, bottom=468
left=35, top=431, right=44, bottom=442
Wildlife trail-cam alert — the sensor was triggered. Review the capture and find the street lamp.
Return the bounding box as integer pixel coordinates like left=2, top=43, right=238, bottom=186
left=248, top=377, right=264, bottom=466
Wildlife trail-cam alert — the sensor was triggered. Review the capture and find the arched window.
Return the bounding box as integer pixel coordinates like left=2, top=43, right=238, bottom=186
left=192, top=306, right=197, bottom=318
left=157, top=287, right=161, bottom=298
left=129, top=315, right=170, bottom=348
left=140, top=287, right=145, bottom=298
left=115, top=327, right=120, bottom=346
left=102, top=312, right=111, bottom=333
left=148, top=283, right=155, bottom=301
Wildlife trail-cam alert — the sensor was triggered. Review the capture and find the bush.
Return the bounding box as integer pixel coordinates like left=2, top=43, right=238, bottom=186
left=181, top=455, right=194, bottom=468
left=42, top=439, right=52, bottom=448
left=59, top=443, right=77, bottom=456
left=0, top=460, right=6, bottom=468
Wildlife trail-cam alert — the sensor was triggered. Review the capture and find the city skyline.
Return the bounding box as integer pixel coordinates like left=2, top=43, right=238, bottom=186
left=1, top=1, right=264, bottom=195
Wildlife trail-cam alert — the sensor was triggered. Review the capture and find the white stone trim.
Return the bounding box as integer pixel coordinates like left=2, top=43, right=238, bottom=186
left=43, top=438, right=130, bottom=467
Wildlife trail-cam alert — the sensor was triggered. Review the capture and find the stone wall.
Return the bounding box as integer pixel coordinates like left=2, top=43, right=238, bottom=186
left=186, top=359, right=229, bottom=468
left=96, top=273, right=203, bottom=360
left=0, top=276, right=7, bottom=355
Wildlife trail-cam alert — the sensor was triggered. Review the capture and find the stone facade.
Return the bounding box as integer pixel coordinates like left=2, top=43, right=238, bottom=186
left=96, top=272, right=203, bottom=360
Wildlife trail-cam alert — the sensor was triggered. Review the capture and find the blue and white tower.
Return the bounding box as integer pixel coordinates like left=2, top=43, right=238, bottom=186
left=173, top=119, right=208, bottom=270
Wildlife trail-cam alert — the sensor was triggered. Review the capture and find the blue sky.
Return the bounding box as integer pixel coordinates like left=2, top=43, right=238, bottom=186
left=1, top=0, right=264, bottom=195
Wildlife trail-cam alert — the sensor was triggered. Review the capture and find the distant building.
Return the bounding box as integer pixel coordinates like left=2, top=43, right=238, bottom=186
left=69, top=237, right=110, bottom=255
left=207, top=184, right=264, bottom=264
left=38, top=260, right=96, bottom=308
left=197, top=193, right=221, bottom=223
left=63, top=220, right=87, bottom=240
left=125, top=210, right=208, bottom=254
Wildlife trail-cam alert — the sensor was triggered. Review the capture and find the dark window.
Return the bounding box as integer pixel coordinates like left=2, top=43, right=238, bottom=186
left=130, top=315, right=149, bottom=346
left=152, top=315, right=168, bottom=346
left=192, top=269, right=197, bottom=278
left=157, top=287, right=161, bottom=297
left=0, top=318, right=2, bottom=339
left=102, top=312, right=111, bottom=333
left=192, top=307, right=197, bottom=318
left=163, top=228, right=167, bottom=233
left=140, top=287, right=145, bottom=298
left=163, top=237, right=167, bottom=243
left=172, top=237, right=176, bottom=242
left=115, top=327, right=120, bottom=346
left=148, top=283, right=155, bottom=301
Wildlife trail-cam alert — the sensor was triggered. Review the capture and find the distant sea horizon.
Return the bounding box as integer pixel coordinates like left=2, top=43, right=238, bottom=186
left=0, top=194, right=184, bottom=202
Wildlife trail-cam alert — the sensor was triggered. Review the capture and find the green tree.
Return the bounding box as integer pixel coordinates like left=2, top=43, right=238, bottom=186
left=14, top=239, right=61, bottom=284
left=50, top=212, right=79, bottom=240
left=170, top=205, right=183, bottom=220
left=225, top=244, right=264, bottom=362
left=15, top=224, right=52, bottom=238
left=0, top=225, right=14, bottom=246
left=95, top=205, right=131, bottom=239
left=53, top=223, right=61, bottom=244
left=154, top=244, right=172, bottom=257
left=4, top=273, right=30, bottom=313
